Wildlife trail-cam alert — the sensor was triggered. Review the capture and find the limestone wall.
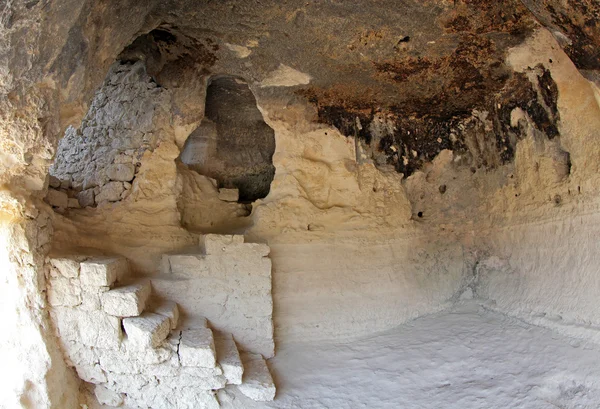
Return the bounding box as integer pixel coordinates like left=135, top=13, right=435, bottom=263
left=47, top=245, right=275, bottom=409
left=268, top=233, right=466, bottom=342
left=464, top=29, right=600, bottom=342
left=2, top=2, right=600, bottom=407
left=153, top=235, right=274, bottom=358
left=44, top=31, right=600, bottom=354
left=476, top=204, right=600, bottom=342
left=49, top=62, right=249, bottom=273
left=48, top=62, right=169, bottom=210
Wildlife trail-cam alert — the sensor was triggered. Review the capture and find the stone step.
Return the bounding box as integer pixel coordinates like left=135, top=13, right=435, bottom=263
left=123, top=312, right=171, bottom=348
left=101, top=279, right=151, bottom=317
left=80, top=256, right=129, bottom=287
left=214, top=331, right=244, bottom=385
left=237, top=352, right=276, bottom=402
left=179, top=328, right=217, bottom=368
left=150, top=299, right=179, bottom=329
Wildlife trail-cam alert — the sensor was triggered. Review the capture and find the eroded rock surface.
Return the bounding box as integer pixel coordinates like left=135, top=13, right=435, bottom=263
left=47, top=243, right=276, bottom=409
left=49, top=61, right=169, bottom=207
left=2, top=1, right=600, bottom=409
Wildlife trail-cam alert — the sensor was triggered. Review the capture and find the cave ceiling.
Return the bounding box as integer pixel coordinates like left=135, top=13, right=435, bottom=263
left=51, top=0, right=600, bottom=176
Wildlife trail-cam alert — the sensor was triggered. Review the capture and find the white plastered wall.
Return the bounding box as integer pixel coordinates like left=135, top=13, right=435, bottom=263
left=474, top=29, right=600, bottom=341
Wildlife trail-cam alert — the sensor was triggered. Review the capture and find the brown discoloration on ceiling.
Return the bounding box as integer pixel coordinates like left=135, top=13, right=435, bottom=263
left=520, top=0, right=600, bottom=70
left=299, top=65, right=560, bottom=176
left=103, top=0, right=575, bottom=177
left=442, top=0, right=535, bottom=36
left=288, top=0, right=554, bottom=177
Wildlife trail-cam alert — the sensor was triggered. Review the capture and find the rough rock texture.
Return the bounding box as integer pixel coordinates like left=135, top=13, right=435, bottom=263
left=151, top=300, right=180, bottom=330
left=218, top=188, right=240, bottom=203
left=101, top=280, right=151, bottom=317
left=49, top=61, right=169, bottom=207
left=123, top=313, right=171, bottom=348
left=46, top=254, right=273, bottom=409
left=521, top=0, right=600, bottom=70
left=177, top=165, right=251, bottom=232
left=2, top=0, right=600, bottom=408
left=80, top=257, right=128, bottom=287
left=45, top=188, right=68, bottom=209
left=179, top=76, right=276, bottom=202
left=94, top=384, right=124, bottom=407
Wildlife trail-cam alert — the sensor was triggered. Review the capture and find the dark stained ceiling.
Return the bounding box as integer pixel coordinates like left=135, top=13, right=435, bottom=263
left=50, top=0, right=599, bottom=176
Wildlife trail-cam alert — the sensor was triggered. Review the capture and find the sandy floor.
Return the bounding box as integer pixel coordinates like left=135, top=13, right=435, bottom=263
left=220, top=302, right=600, bottom=408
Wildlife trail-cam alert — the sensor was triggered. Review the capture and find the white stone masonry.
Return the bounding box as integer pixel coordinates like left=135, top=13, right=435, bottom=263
left=101, top=279, right=151, bottom=317
left=47, top=242, right=276, bottom=409
left=123, top=312, right=171, bottom=348
left=214, top=331, right=244, bottom=385
left=237, top=352, right=276, bottom=402
left=153, top=234, right=275, bottom=358
left=179, top=328, right=217, bottom=368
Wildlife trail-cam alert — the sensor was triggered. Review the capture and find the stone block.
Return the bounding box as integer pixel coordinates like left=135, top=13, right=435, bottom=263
left=145, top=354, right=181, bottom=377
left=177, top=389, right=220, bottom=409
left=152, top=300, right=179, bottom=329
left=214, top=331, right=243, bottom=385
left=79, top=285, right=110, bottom=311
left=123, top=312, right=171, bottom=348
left=107, top=163, right=135, bottom=182
left=51, top=307, right=122, bottom=349
left=46, top=188, right=68, bottom=208
left=83, top=175, right=98, bottom=190
left=47, top=275, right=81, bottom=307
left=237, top=352, right=276, bottom=401
left=203, top=234, right=244, bottom=255
left=60, top=341, right=97, bottom=368
left=105, top=373, right=156, bottom=395
left=158, top=369, right=227, bottom=390
left=114, top=153, right=133, bottom=164
left=67, top=198, right=81, bottom=208
left=218, top=188, right=239, bottom=202
left=49, top=257, right=80, bottom=278
left=165, top=254, right=208, bottom=278
left=75, top=363, right=107, bottom=383
left=95, top=384, right=124, bottom=407
left=60, top=178, right=71, bottom=190
left=97, top=342, right=172, bottom=375
left=80, top=257, right=128, bottom=287
left=121, top=383, right=219, bottom=409
left=226, top=242, right=271, bottom=257
left=166, top=330, right=181, bottom=350
left=97, top=349, right=140, bottom=375
left=96, top=181, right=124, bottom=203
left=179, top=364, right=223, bottom=378
left=77, top=188, right=95, bottom=207
left=151, top=243, right=274, bottom=358
left=49, top=175, right=61, bottom=188
left=179, top=328, right=216, bottom=368
left=101, top=279, right=151, bottom=317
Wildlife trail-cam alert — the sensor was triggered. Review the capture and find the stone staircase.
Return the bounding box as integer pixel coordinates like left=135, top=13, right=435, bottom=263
left=47, top=248, right=276, bottom=409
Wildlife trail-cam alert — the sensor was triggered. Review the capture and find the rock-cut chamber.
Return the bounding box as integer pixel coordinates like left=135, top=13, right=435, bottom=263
left=179, top=76, right=276, bottom=203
